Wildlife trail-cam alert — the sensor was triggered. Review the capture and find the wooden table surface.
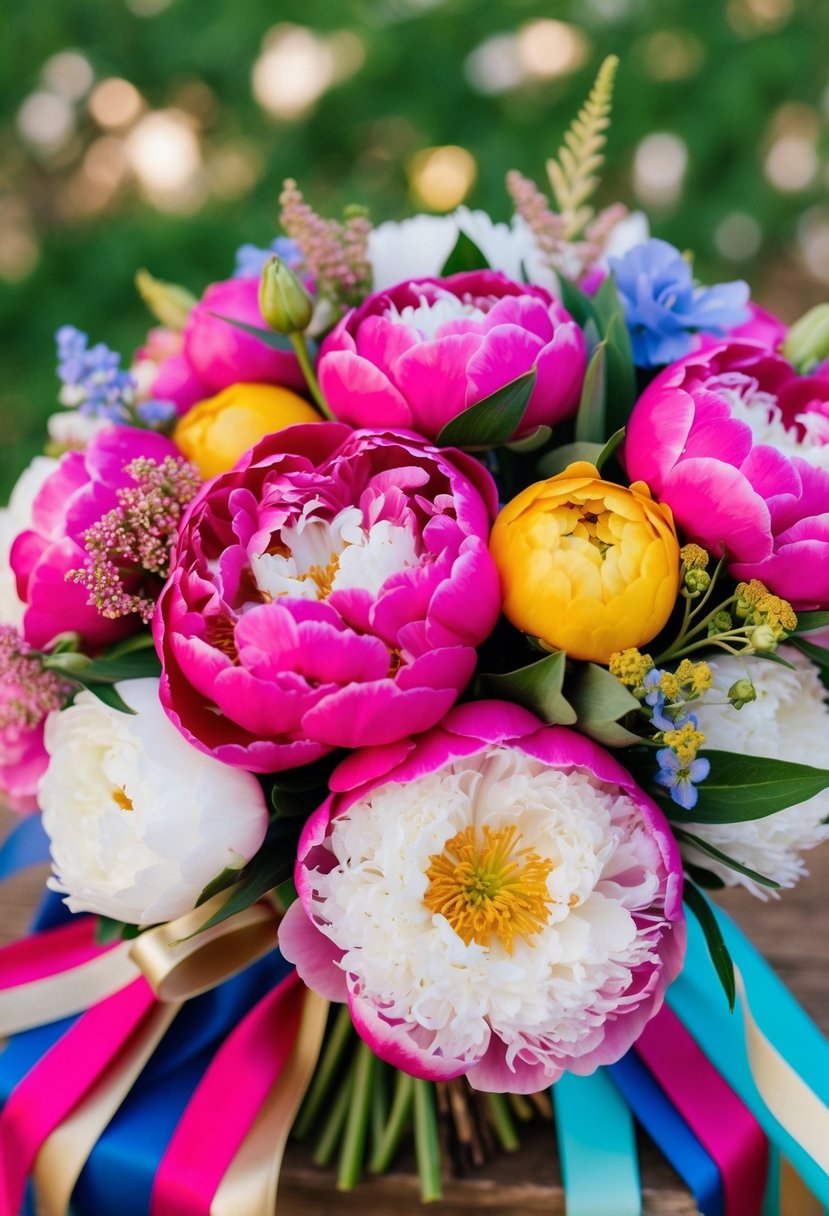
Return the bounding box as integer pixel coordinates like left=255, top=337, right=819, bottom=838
left=1, top=806, right=827, bottom=1216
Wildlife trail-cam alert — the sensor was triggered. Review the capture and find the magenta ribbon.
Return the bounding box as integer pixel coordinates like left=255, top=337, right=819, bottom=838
left=149, top=970, right=304, bottom=1216
left=635, top=1003, right=768, bottom=1216
left=0, top=916, right=109, bottom=989
left=0, top=976, right=157, bottom=1216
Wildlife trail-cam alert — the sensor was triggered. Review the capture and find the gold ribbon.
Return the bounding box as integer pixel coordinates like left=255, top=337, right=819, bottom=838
left=780, top=1157, right=826, bottom=1216
left=210, top=990, right=330, bottom=1216
left=0, top=889, right=281, bottom=1040
left=129, top=891, right=281, bottom=1003
left=735, top=970, right=829, bottom=1179
left=32, top=1001, right=181, bottom=1216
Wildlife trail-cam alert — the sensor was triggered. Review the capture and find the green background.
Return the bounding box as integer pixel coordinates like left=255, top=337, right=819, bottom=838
left=2, top=0, right=828, bottom=497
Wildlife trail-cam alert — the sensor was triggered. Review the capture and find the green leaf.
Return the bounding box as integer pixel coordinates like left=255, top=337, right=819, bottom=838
left=557, top=276, right=599, bottom=330
left=791, top=637, right=829, bottom=669
left=269, top=783, right=327, bottom=818
left=483, top=650, right=577, bottom=725
left=188, top=817, right=301, bottom=937
left=86, top=683, right=138, bottom=714
left=505, top=425, right=552, bottom=453
left=95, top=916, right=143, bottom=944
left=435, top=368, right=536, bottom=448
left=565, top=662, right=643, bottom=746
left=574, top=339, right=607, bottom=443
left=596, top=426, right=625, bottom=472
left=792, top=611, right=829, bottom=634
left=537, top=440, right=605, bottom=478
left=672, top=826, right=780, bottom=888
left=103, top=632, right=158, bottom=660
left=195, top=863, right=245, bottom=907
left=683, top=863, right=725, bottom=891
left=683, top=883, right=736, bottom=1010
left=669, top=750, right=829, bottom=823
left=79, top=650, right=162, bottom=684
left=439, top=230, right=491, bottom=276
left=209, top=313, right=295, bottom=352
left=592, top=276, right=637, bottom=434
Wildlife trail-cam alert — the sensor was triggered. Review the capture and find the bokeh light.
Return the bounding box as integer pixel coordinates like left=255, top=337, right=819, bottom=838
left=252, top=25, right=364, bottom=121
left=125, top=109, right=205, bottom=211
left=408, top=145, right=477, bottom=210
left=633, top=132, right=688, bottom=208
left=41, top=51, right=94, bottom=101
left=16, top=91, right=75, bottom=155
left=88, top=78, right=144, bottom=130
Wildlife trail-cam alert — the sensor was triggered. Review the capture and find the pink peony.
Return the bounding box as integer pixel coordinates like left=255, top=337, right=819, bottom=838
left=624, top=340, right=829, bottom=609
left=154, top=423, right=501, bottom=772
left=10, top=426, right=179, bottom=649
left=147, top=277, right=306, bottom=413
left=317, top=271, right=586, bottom=440
left=279, top=700, right=685, bottom=1092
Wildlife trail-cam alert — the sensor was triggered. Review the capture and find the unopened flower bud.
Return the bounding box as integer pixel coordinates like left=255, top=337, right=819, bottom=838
left=707, top=609, right=733, bottom=637
left=135, top=269, right=197, bottom=331
left=750, top=623, right=778, bottom=652
left=259, top=256, right=313, bottom=334
left=684, top=567, right=711, bottom=596
left=783, top=303, right=829, bottom=373
left=728, top=677, right=757, bottom=709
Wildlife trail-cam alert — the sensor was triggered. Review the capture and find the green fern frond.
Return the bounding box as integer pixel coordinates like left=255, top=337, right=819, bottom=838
left=546, top=55, right=619, bottom=241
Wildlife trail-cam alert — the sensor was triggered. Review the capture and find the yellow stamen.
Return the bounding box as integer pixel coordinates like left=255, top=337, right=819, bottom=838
left=423, top=825, right=554, bottom=953
left=298, top=552, right=340, bottom=598
left=113, top=786, right=134, bottom=812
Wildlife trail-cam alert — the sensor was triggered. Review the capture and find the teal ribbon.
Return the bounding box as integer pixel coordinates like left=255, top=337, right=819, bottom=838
left=668, top=900, right=829, bottom=1210
left=553, top=1069, right=642, bottom=1216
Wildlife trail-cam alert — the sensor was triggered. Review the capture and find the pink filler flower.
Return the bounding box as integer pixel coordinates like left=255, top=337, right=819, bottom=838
left=624, top=340, right=829, bottom=609
left=154, top=423, right=501, bottom=771
left=279, top=700, right=685, bottom=1092
left=317, top=271, right=586, bottom=441
left=10, top=426, right=179, bottom=650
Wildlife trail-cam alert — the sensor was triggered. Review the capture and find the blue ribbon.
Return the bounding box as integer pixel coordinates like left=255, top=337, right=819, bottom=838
left=0, top=816, right=50, bottom=881
left=669, top=901, right=829, bottom=1209
left=553, top=1069, right=642, bottom=1216
left=608, top=1051, right=724, bottom=1216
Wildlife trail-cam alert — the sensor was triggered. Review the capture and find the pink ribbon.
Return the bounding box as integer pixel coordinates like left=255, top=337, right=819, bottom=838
left=0, top=917, right=110, bottom=989
left=0, top=977, right=157, bottom=1216
left=635, top=1003, right=768, bottom=1216
left=150, top=971, right=304, bottom=1216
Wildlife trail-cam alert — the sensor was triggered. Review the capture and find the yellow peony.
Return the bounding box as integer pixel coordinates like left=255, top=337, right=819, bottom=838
left=174, top=383, right=321, bottom=479
left=489, top=461, right=680, bottom=663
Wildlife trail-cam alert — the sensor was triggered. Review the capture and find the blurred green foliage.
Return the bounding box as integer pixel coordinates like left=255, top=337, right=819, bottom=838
left=2, top=0, right=829, bottom=497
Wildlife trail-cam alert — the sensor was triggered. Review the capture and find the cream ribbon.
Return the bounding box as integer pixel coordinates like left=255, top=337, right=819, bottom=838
left=735, top=970, right=829, bottom=1179
left=210, top=990, right=330, bottom=1216
left=32, top=1001, right=181, bottom=1216
left=0, top=941, right=138, bottom=1038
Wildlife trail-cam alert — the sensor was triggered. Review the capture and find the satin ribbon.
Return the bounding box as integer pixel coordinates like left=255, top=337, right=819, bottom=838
left=608, top=1052, right=724, bottom=1216
left=0, top=815, right=50, bottom=880
left=635, top=1003, right=767, bottom=1216
left=150, top=970, right=306, bottom=1216
left=0, top=976, right=157, bottom=1216
left=669, top=901, right=829, bottom=1210
left=552, top=1069, right=641, bottom=1215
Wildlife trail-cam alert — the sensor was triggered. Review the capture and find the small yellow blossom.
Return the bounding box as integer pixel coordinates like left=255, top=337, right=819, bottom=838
left=659, top=672, right=681, bottom=700
left=734, top=580, right=797, bottom=637
left=662, top=722, right=706, bottom=766
left=674, top=658, right=713, bottom=695
left=609, top=648, right=654, bottom=687
left=680, top=544, right=709, bottom=570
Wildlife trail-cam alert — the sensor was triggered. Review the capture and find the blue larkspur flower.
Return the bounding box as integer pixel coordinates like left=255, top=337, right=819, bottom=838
left=136, top=398, right=177, bottom=428
left=642, top=669, right=675, bottom=732
left=654, top=747, right=711, bottom=811
left=609, top=238, right=750, bottom=367
left=55, top=326, right=136, bottom=422
left=233, top=236, right=303, bottom=279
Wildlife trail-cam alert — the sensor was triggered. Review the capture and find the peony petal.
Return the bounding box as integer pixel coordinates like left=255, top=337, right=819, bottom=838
left=318, top=351, right=414, bottom=429
left=277, top=901, right=349, bottom=1003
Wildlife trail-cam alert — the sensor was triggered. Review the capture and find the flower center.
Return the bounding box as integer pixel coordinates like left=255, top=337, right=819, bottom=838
left=112, top=786, right=134, bottom=812
left=423, top=824, right=554, bottom=954
left=297, top=553, right=340, bottom=599
left=559, top=501, right=614, bottom=560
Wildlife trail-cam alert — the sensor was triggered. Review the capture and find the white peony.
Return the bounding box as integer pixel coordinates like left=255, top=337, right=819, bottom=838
left=0, top=455, right=59, bottom=628
left=368, top=206, right=558, bottom=293
left=39, top=678, right=269, bottom=924
left=46, top=410, right=108, bottom=448
left=684, top=647, right=829, bottom=898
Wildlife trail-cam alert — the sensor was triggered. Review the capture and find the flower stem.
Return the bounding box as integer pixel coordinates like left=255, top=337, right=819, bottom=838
left=370, top=1069, right=415, bottom=1174
left=413, top=1080, right=443, bottom=1203
left=508, top=1092, right=535, bottom=1122
left=485, top=1092, right=520, bottom=1152
left=370, top=1061, right=390, bottom=1160
left=290, top=332, right=335, bottom=419
left=337, top=1040, right=376, bottom=1191
left=313, top=1063, right=355, bottom=1167
left=295, top=1004, right=354, bottom=1140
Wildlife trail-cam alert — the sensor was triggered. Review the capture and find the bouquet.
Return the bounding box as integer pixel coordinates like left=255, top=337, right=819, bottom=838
left=2, top=57, right=829, bottom=1216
